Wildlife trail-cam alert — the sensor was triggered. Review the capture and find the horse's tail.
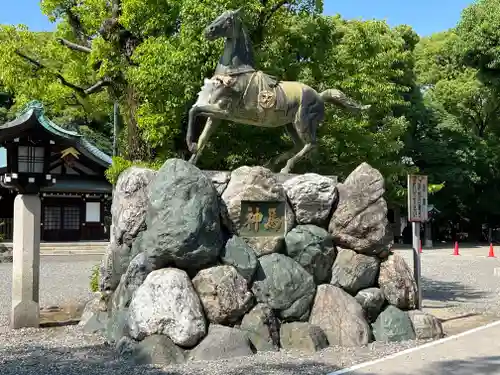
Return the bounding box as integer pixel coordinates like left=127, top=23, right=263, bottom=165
left=320, top=89, right=371, bottom=113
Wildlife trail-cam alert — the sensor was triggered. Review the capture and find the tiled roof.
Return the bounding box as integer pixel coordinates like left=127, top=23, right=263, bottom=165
left=0, top=100, right=112, bottom=167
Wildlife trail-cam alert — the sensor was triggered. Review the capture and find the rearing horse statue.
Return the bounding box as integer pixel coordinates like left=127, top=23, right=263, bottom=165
left=186, top=8, right=370, bottom=173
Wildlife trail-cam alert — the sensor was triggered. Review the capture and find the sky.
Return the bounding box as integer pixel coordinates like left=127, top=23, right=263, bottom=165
left=0, top=0, right=475, bottom=36
left=323, top=0, right=474, bottom=36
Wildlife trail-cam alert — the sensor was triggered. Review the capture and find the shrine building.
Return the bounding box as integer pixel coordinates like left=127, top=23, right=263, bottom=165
left=0, top=101, right=112, bottom=242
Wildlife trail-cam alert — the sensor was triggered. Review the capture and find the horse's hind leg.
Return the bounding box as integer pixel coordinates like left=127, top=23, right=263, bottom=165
left=280, top=140, right=315, bottom=174
left=266, top=123, right=302, bottom=171
left=280, top=93, right=322, bottom=173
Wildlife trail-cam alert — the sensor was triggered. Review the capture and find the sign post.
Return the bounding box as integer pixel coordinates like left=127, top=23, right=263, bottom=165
left=407, top=174, right=428, bottom=310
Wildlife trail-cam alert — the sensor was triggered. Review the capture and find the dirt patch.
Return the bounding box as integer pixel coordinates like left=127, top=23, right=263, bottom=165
left=39, top=303, right=85, bottom=327
left=423, top=306, right=499, bottom=336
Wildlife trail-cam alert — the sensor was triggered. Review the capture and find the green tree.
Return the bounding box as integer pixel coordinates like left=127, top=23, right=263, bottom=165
left=0, top=26, right=113, bottom=153
left=413, top=27, right=500, bottom=240
left=456, top=0, right=500, bottom=88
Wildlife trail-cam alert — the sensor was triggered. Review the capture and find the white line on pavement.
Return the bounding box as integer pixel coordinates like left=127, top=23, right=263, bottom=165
left=326, top=319, right=500, bottom=375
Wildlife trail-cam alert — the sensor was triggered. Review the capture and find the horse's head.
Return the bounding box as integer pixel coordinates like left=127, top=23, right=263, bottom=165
left=205, top=8, right=243, bottom=41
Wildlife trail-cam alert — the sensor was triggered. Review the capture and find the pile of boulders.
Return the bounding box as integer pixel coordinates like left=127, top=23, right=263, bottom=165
left=80, top=159, right=443, bottom=365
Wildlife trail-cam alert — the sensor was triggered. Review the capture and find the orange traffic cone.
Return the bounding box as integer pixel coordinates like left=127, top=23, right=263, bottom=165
left=488, top=243, right=495, bottom=258
left=419, top=240, right=423, bottom=253
left=453, top=241, right=460, bottom=256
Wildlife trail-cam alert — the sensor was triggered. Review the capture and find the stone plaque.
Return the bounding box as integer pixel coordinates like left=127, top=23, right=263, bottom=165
left=239, top=200, right=286, bottom=237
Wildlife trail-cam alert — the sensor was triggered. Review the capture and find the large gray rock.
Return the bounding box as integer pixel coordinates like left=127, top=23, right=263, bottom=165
left=133, top=335, right=185, bottom=365
left=99, top=167, right=156, bottom=292
left=252, top=253, right=316, bottom=321
left=372, top=305, right=416, bottom=342
left=220, top=236, right=258, bottom=282
left=79, top=293, right=107, bottom=334
left=127, top=268, right=206, bottom=347
left=283, top=173, right=338, bottom=226
left=328, top=163, right=393, bottom=256
left=79, top=293, right=103, bottom=327
left=188, top=325, right=253, bottom=361
left=111, top=167, right=157, bottom=246
left=209, top=171, right=231, bottom=195
left=116, top=335, right=138, bottom=358
left=240, top=303, right=280, bottom=352
left=408, top=310, right=444, bottom=339
left=138, top=159, right=223, bottom=273
left=378, top=253, right=417, bottom=310
left=192, top=265, right=254, bottom=324
left=355, top=288, right=386, bottom=323
left=81, top=311, right=108, bottom=334
left=221, top=166, right=295, bottom=255
left=330, top=249, right=380, bottom=295
left=243, top=237, right=285, bottom=257
left=111, top=252, right=153, bottom=312
left=309, top=285, right=371, bottom=347
left=280, top=322, right=329, bottom=354
left=284, top=225, right=337, bottom=284
left=106, top=307, right=130, bottom=344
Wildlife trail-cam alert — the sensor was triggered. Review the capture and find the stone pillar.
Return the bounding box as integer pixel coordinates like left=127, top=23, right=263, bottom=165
left=11, top=194, right=41, bottom=329
left=424, top=222, right=433, bottom=248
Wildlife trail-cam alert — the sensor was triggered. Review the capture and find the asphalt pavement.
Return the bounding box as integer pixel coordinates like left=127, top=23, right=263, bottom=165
left=328, top=320, right=500, bottom=375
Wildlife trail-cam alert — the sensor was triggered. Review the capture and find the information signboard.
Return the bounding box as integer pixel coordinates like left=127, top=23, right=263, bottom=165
left=407, top=175, right=428, bottom=223
left=407, top=174, right=428, bottom=310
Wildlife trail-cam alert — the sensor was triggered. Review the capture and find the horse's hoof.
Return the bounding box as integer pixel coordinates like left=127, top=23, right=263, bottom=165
left=188, top=143, right=198, bottom=153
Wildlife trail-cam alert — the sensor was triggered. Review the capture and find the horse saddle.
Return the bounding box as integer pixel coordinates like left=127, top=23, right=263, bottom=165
left=243, top=71, right=287, bottom=112
left=213, top=70, right=287, bottom=113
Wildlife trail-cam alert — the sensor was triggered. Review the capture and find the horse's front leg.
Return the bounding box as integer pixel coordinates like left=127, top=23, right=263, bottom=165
left=187, top=104, right=226, bottom=164
left=189, top=117, right=220, bottom=164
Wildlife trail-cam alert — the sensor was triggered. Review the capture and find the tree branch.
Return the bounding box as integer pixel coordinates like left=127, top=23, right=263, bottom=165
left=111, top=0, right=122, bottom=19
left=264, top=0, right=289, bottom=23
left=84, top=78, right=112, bottom=95
left=14, top=50, right=43, bottom=70
left=14, top=50, right=111, bottom=96
left=64, top=8, right=91, bottom=46
left=56, top=38, right=92, bottom=53
left=253, top=0, right=289, bottom=46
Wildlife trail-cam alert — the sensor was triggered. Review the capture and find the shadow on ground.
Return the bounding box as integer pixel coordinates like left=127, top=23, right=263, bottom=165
left=0, top=343, right=339, bottom=375
left=351, top=356, right=500, bottom=375
left=421, top=276, right=488, bottom=304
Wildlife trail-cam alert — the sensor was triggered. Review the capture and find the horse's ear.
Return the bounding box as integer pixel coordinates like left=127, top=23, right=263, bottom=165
left=234, top=7, right=243, bottom=15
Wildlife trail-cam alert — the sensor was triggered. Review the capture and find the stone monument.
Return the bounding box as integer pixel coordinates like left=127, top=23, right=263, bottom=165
left=78, top=158, right=444, bottom=365
left=78, top=9, right=443, bottom=365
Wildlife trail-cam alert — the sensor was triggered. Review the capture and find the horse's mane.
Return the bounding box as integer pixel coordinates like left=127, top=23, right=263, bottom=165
left=234, top=13, right=255, bottom=65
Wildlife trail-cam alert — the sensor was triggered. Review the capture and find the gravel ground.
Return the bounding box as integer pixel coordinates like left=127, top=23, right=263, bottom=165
left=0, top=324, right=431, bottom=375
left=0, top=250, right=498, bottom=375
left=394, top=248, right=500, bottom=317
left=0, top=255, right=97, bottom=326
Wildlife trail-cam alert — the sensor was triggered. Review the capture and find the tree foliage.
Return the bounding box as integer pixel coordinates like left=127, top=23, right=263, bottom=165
left=0, top=0, right=419, bottom=209
left=413, top=1, right=500, bottom=238
left=4, top=0, right=500, bottom=240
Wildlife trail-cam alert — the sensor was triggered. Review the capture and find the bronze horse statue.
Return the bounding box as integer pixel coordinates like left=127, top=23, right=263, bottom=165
left=186, top=8, right=370, bottom=173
